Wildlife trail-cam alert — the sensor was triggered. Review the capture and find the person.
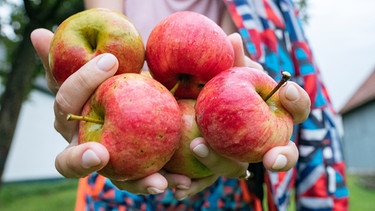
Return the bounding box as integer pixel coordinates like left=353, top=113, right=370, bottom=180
left=30, top=0, right=348, bottom=210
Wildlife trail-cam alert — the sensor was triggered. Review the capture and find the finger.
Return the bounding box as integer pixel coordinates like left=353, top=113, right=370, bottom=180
left=190, top=137, right=249, bottom=178
left=111, top=172, right=168, bottom=195
left=279, top=82, right=311, bottom=124
left=54, top=53, right=118, bottom=141
left=163, top=171, right=192, bottom=190
left=174, top=175, right=219, bottom=200
left=262, top=141, right=299, bottom=171
left=30, top=28, right=53, bottom=69
left=228, top=33, right=263, bottom=70
left=55, top=141, right=110, bottom=178
left=30, top=28, right=59, bottom=93
left=228, top=33, right=246, bottom=67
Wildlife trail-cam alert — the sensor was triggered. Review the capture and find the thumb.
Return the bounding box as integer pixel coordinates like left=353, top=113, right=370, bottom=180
left=54, top=53, right=118, bottom=141
left=55, top=142, right=110, bottom=178
left=279, top=82, right=311, bottom=124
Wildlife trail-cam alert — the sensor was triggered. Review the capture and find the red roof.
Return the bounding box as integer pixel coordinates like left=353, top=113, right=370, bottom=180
left=340, top=68, right=375, bottom=114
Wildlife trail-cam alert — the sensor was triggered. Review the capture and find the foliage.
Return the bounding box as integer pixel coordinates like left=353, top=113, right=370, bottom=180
left=0, top=0, right=84, bottom=93
left=0, top=0, right=27, bottom=85
left=294, top=0, right=310, bottom=23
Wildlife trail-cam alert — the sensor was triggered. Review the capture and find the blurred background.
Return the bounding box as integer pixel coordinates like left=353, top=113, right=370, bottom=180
left=0, top=0, right=374, bottom=210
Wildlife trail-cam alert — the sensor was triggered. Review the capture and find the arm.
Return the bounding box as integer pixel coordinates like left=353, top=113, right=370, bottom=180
left=84, top=0, right=124, bottom=13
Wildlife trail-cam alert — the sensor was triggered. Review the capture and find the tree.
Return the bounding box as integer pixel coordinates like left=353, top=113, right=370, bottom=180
left=0, top=0, right=83, bottom=185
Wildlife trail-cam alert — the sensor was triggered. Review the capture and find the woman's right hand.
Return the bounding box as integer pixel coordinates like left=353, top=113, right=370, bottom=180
left=31, top=28, right=117, bottom=177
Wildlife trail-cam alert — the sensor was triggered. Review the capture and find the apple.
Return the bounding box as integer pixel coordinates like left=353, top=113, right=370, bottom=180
left=195, top=67, right=293, bottom=163
left=68, top=73, right=181, bottom=181
left=49, top=8, right=145, bottom=85
left=145, top=11, right=234, bottom=99
left=163, top=99, right=213, bottom=178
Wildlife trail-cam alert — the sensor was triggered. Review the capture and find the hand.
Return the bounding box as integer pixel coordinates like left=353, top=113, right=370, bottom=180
left=227, top=32, right=311, bottom=171
left=31, top=28, right=115, bottom=177
left=161, top=34, right=311, bottom=200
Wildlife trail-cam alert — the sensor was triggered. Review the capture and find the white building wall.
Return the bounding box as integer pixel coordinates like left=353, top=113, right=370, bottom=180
left=2, top=90, right=67, bottom=182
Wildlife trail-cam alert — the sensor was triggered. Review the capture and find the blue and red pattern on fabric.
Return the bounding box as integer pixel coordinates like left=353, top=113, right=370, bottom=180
left=224, top=0, right=349, bottom=210
left=83, top=174, right=253, bottom=210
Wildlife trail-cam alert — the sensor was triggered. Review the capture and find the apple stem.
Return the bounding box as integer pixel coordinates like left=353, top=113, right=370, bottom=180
left=170, top=80, right=181, bottom=95
left=66, top=114, right=104, bottom=124
left=263, top=71, right=291, bottom=102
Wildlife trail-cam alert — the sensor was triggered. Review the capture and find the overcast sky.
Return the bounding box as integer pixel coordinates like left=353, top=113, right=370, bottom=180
left=304, top=0, right=375, bottom=111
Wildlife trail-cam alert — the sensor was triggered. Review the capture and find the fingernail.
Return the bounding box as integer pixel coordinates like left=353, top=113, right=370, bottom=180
left=82, top=150, right=101, bottom=169
left=272, top=154, right=287, bottom=170
left=97, top=54, right=117, bottom=72
left=285, top=84, right=299, bottom=101
left=193, top=144, right=209, bottom=158
left=176, top=185, right=190, bottom=190
left=147, top=187, right=164, bottom=194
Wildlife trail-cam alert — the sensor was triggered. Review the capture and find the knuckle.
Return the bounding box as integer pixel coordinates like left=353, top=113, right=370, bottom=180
left=72, top=70, right=94, bottom=92
left=54, top=91, right=74, bottom=115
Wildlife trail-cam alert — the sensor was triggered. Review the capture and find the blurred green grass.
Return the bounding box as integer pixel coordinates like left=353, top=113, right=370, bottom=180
left=0, top=174, right=374, bottom=210
left=0, top=178, right=78, bottom=211
left=346, top=174, right=375, bottom=210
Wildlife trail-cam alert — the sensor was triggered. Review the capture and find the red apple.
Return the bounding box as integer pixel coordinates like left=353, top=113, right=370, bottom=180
left=195, top=67, right=293, bottom=163
left=145, top=11, right=234, bottom=99
left=49, top=8, right=145, bottom=85
left=163, top=99, right=213, bottom=178
left=71, top=73, right=181, bottom=181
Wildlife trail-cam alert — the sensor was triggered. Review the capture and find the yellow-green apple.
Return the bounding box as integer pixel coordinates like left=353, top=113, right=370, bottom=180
left=49, top=8, right=145, bottom=85
left=68, top=73, right=181, bottom=181
left=195, top=67, right=293, bottom=163
left=163, top=99, right=213, bottom=178
left=145, top=11, right=234, bottom=99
